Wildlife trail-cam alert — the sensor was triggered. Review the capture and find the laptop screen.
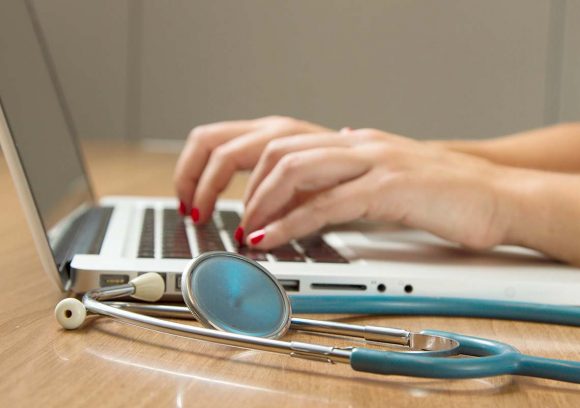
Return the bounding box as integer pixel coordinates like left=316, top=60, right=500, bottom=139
left=0, top=1, right=93, bottom=236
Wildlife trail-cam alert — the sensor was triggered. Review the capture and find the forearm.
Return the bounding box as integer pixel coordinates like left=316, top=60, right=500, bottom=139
left=433, top=123, right=580, bottom=172
left=500, top=169, right=580, bottom=266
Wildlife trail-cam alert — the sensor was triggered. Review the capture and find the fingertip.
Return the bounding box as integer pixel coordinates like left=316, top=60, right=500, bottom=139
left=246, top=229, right=266, bottom=247
left=190, top=207, right=200, bottom=224
left=234, top=226, right=245, bottom=246
left=175, top=181, right=196, bottom=219
left=193, top=197, right=220, bottom=225
left=178, top=200, right=187, bottom=216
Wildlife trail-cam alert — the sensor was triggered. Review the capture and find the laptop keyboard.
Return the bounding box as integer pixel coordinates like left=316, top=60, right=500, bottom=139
left=137, top=208, right=348, bottom=263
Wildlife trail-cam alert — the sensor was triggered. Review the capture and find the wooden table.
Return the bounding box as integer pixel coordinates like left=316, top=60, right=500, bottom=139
left=1, top=141, right=579, bottom=407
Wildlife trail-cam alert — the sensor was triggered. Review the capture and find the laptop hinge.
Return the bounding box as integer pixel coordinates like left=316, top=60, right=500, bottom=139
left=54, top=206, right=114, bottom=282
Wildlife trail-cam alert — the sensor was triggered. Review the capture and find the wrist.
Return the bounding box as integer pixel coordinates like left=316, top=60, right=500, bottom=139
left=429, top=139, right=493, bottom=158
left=497, top=169, right=580, bottom=265
left=496, top=168, right=546, bottom=248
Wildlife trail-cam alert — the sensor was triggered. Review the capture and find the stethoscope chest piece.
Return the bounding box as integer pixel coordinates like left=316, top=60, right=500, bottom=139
left=181, top=252, right=292, bottom=339
left=54, top=250, right=580, bottom=384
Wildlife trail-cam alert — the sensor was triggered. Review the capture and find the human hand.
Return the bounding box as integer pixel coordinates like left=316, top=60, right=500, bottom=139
left=240, top=128, right=516, bottom=250
left=173, top=116, right=330, bottom=223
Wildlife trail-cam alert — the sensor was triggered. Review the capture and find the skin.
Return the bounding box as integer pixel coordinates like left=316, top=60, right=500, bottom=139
left=432, top=122, right=580, bottom=173
left=174, top=117, right=580, bottom=266
left=173, top=116, right=329, bottom=223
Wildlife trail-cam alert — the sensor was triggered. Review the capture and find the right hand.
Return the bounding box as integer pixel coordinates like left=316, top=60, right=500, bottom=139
left=173, top=116, right=330, bottom=223
left=240, top=128, right=515, bottom=251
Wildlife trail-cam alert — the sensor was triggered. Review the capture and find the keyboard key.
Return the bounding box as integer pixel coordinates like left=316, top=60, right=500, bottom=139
left=220, top=210, right=241, bottom=231
left=237, top=246, right=269, bottom=261
left=138, top=209, right=155, bottom=258
left=195, top=220, right=226, bottom=252
left=163, top=209, right=192, bottom=259
left=220, top=210, right=242, bottom=245
left=297, top=235, right=349, bottom=263
left=269, top=244, right=305, bottom=262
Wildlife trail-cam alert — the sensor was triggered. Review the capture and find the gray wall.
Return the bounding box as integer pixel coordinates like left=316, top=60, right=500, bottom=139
left=32, top=0, right=580, bottom=143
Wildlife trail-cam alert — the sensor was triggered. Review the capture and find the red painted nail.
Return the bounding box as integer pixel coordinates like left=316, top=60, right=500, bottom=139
left=178, top=201, right=186, bottom=216
left=191, top=207, right=200, bottom=223
left=234, top=226, right=244, bottom=245
left=248, top=229, right=265, bottom=246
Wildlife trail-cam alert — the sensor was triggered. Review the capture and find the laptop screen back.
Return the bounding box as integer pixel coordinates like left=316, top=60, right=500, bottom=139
left=0, top=0, right=93, bottom=236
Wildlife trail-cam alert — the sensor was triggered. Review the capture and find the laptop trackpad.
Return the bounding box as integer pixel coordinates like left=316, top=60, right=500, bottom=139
left=332, top=221, right=550, bottom=266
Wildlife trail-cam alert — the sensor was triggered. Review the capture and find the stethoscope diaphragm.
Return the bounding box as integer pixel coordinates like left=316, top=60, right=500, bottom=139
left=181, top=252, right=292, bottom=339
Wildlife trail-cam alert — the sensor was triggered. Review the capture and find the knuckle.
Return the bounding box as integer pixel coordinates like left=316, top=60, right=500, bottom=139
left=263, top=139, right=288, bottom=162
left=211, top=145, right=233, bottom=162
left=276, top=217, right=292, bottom=236
left=188, top=124, right=215, bottom=144
left=276, top=216, right=303, bottom=242
left=277, top=153, right=303, bottom=176
left=310, top=193, right=332, bottom=213
left=355, top=128, right=387, bottom=143
left=265, top=115, right=298, bottom=129
left=173, top=177, right=192, bottom=198
left=263, top=114, right=290, bottom=122
left=363, top=144, right=403, bottom=165
left=308, top=203, right=328, bottom=228
left=356, top=128, right=379, bottom=136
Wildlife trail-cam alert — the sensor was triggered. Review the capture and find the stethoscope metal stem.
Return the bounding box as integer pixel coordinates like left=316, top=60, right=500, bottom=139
left=83, top=285, right=353, bottom=364
left=104, top=301, right=459, bottom=355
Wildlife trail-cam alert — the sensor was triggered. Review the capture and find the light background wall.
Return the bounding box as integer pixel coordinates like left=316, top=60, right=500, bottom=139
left=31, top=0, right=580, bottom=143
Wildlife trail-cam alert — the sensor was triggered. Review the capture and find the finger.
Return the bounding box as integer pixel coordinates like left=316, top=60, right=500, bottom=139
left=173, top=120, right=256, bottom=213
left=246, top=176, right=370, bottom=249
left=192, top=128, right=298, bottom=223
left=242, top=147, right=371, bottom=234
left=243, top=132, right=354, bottom=205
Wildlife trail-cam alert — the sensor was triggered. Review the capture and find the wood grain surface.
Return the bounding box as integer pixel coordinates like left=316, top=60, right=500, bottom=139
left=0, top=141, right=578, bottom=407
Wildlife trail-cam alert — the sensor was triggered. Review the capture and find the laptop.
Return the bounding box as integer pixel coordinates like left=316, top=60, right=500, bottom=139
left=2, top=0, right=579, bottom=304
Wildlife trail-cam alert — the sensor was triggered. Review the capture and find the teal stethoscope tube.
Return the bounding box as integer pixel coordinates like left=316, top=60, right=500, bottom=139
left=290, top=296, right=580, bottom=326
left=351, top=330, right=580, bottom=383
left=292, top=296, right=580, bottom=383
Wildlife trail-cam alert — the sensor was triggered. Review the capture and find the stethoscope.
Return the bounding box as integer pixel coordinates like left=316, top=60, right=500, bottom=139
left=55, top=252, right=580, bottom=384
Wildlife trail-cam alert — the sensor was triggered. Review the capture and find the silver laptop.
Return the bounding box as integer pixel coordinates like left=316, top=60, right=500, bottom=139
left=2, top=0, right=580, bottom=304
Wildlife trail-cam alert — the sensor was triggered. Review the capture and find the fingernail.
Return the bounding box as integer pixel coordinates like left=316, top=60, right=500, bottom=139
left=248, top=229, right=265, bottom=246
left=234, top=226, right=244, bottom=245
left=191, top=207, right=200, bottom=223
left=340, top=126, right=352, bottom=134
left=178, top=201, right=187, bottom=216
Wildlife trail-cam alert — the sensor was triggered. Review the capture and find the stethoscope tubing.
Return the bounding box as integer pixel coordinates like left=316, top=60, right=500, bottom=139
left=291, top=296, right=580, bottom=382
left=96, top=298, right=580, bottom=383
left=352, top=330, right=580, bottom=383
left=290, top=296, right=580, bottom=326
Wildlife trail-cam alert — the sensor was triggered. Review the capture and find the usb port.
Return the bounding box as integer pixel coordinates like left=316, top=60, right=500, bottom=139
left=99, top=274, right=129, bottom=287
left=138, top=272, right=166, bottom=286
left=279, top=279, right=300, bottom=292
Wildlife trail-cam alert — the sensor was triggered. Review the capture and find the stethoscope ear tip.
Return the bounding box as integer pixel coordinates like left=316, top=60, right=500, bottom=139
left=55, top=298, right=87, bottom=330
